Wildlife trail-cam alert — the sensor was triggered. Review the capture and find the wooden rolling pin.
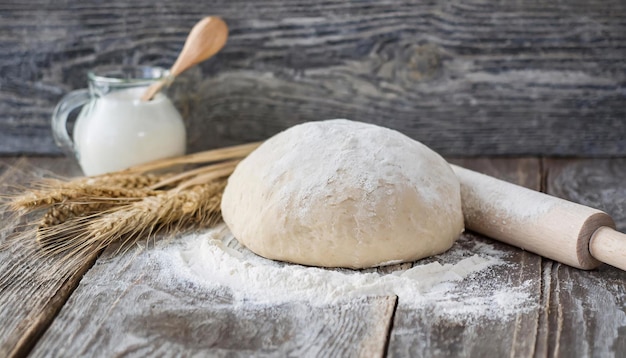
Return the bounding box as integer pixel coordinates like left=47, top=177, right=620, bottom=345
left=451, top=165, right=625, bottom=271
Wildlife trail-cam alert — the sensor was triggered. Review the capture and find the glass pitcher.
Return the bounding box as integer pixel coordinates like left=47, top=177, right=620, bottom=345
left=51, top=65, right=186, bottom=176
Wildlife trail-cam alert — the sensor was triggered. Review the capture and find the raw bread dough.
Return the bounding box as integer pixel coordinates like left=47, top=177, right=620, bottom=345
left=221, top=119, right=464, bottom=269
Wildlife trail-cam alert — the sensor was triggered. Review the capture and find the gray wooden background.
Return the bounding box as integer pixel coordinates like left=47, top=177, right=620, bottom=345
left=1, top=0, right=625, bottom=156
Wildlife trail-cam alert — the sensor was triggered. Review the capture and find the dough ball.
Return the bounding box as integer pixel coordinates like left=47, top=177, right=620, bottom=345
left=221, top=119, right=464, bottom=269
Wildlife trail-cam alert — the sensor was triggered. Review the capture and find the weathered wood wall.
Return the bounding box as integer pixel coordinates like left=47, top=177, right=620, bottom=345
left=1, top=0, right=625, bottom=156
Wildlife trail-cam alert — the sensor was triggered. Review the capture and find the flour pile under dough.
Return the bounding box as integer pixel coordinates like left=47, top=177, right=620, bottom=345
left=221, top=119, right=464, bottom=269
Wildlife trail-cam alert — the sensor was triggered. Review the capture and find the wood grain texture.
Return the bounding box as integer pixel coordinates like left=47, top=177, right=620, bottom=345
left=0, top=157, right=92, bottom=358
left=385, top=158, right=544, bottom=357
left=543, top=158, right=626, bottom=357
left=1, top=0, right=625, bottom=156
left=30, top=239, right=397, bottom=358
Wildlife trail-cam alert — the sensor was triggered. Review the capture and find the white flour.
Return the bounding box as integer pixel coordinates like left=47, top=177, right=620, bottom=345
left=153, top=225, right=535, bottom=320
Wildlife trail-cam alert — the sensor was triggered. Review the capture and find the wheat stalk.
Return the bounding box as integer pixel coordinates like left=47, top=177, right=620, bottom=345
left=9, top=186, right=155, bottom=211
left=4, top=142, right=260, bottom=262
left=148, top=159, right=241, bottom=189
left=72, top=173, right=168, bottom=189
left=123, top=141, right=260, bottom=174
left=7, top=172, right=173, bottom=211
left=36, top=179, right=227, bottom=259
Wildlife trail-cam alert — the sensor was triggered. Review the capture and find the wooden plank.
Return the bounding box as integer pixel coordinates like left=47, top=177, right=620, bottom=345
left=30, top=239, right=397, bottom=357
left=1, top=0, right=625, bottom=156
left=0, top=157, right=93, bottom=358
left=543, top=158, right=626, bottom=357
left=385, top=158, right=544, bottom=357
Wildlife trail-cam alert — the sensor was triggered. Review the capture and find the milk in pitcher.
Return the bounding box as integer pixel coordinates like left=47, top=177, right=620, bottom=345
left=73, top=87, right=186, bottom=176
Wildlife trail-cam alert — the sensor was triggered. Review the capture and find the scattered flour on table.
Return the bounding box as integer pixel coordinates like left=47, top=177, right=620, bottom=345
left=152, top=225, right=535, bottom=319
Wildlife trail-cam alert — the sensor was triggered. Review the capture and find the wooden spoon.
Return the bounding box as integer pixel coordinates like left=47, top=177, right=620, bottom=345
left=141, top=16, right=228, bottom=101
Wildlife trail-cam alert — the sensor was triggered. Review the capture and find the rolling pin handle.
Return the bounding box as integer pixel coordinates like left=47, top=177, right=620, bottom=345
left=590, top=226, right=626, bottom=271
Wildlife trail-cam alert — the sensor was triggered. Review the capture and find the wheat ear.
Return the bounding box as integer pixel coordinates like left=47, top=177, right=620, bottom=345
left=68, top=173, right=168, bottom=189
left=36, top=179, right=227, bottom=259
left=7, top=142, right=260, bottom=262
left=39, top=202, right=115, bottom=228
left=9, top=186, right=155, bottom=211
left=8, top=171, right=171, bottom=211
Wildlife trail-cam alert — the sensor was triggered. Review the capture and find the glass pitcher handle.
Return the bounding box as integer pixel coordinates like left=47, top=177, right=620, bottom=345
left=51, top=89, right=90, bottom=157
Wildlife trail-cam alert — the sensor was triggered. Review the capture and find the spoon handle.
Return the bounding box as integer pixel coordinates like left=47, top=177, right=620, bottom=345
left=141, top=16, right=228, bottom=102
left=140, top=79, right=167, bottom=102
left=170, top=17, right=228, bottom=76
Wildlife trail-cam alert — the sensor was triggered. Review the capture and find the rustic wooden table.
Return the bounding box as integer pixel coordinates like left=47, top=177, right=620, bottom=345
left=1, top=156, right=624, bottom=358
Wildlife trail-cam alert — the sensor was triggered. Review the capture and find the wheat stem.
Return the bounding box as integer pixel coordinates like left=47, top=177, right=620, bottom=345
left=150, top=159, right=240, bottom=189
left=122, top=142, right=259, bottom=174
left=173, top=161, right=237, bottom=191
